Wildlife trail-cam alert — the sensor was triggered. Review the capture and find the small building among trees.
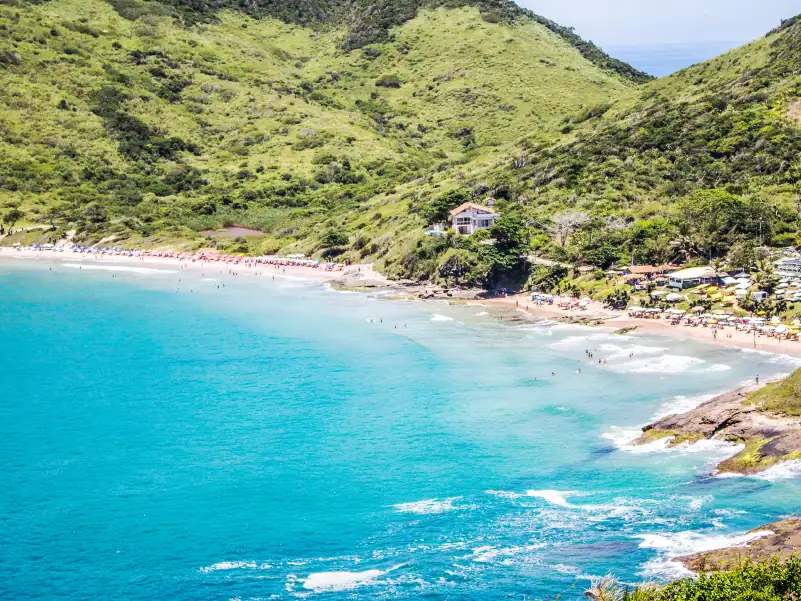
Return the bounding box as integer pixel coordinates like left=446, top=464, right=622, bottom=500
left=449, top=202, right=501, bottom=235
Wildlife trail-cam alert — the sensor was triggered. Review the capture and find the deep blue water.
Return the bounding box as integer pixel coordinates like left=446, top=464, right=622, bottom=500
left=2, top=260, right=800, bottom=600
left=608, top=41, right=743, bottom=77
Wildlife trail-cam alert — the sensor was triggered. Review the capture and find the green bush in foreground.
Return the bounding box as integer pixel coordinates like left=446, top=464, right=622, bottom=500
left=574, top=558, right=801, bottom=601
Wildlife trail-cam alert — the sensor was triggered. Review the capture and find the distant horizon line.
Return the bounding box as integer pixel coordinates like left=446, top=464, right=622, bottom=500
left=603, top=39, right=747, bottom=50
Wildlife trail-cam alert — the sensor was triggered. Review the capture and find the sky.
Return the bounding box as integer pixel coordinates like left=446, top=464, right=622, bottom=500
left=518, top=0, right=799, bottom=76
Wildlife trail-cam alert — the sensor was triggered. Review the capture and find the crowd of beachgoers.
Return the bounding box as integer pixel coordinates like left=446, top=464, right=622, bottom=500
left=7, top=243, right=343, bottom=270
left=627, top=307, right=800, bottom=341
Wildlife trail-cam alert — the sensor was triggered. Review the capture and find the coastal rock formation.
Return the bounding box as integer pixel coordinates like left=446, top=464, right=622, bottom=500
left=635, top=377, right=801, bottom=475
left=678, top=519, right=801, bottom=573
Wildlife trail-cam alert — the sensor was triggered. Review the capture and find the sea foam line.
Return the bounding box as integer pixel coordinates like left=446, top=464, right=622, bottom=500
left=636, top=528, right=773, bottom=578
left=63, top=263, right=178, bottom=274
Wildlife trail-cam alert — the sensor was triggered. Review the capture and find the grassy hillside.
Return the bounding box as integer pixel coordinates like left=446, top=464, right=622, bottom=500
left=0, top=0, right=639, bottom=256
left=100, top=0, right=653, bottom=82
left=746, top=369, right=801, bottom=416
left=371, top=14, right=801, bottom=286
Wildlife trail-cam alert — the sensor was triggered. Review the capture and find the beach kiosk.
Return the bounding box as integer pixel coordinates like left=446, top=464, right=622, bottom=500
left=667, top=267, right=720, bottom=290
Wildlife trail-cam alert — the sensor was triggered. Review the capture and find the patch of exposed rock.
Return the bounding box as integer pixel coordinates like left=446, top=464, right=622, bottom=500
left=678, top=519, right=801, bottom=573
left=635, top=384, right=801, bottom=475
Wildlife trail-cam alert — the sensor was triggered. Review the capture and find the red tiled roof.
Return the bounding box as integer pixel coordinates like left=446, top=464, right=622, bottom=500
left=628, top=264, right=678, bottom=274
left=449, top=202, right=498, bottom=216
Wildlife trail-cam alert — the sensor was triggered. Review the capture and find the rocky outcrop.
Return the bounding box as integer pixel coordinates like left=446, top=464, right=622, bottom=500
left=635, top=384, right=801, bottom=475
left=678, top=519, right=801, bottom=573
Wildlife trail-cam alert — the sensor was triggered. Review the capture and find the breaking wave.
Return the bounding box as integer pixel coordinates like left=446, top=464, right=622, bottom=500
left=636, top=529, right=773, bottom=578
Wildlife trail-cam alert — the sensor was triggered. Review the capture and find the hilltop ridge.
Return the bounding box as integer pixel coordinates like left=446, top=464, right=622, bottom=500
left=116, top=0, right=651, bottom=82
left=0, top=0, right=642, bottom=258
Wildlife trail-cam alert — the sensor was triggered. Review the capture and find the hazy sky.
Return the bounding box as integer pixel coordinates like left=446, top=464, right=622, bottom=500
left=519, top=0, right=799, bottom=47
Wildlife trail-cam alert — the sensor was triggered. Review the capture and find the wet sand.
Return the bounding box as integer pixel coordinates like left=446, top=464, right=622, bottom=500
left=487, top=293, right=801, bottom=359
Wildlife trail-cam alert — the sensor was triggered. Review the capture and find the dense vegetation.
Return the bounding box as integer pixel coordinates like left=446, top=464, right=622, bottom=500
left=3, top=0, right=801, bottom=295
left=375, top=12, right=801, bottom=289
left=574, top=558, right=801, bottom=601
left=100, top=0, right=652, bottom=82
left=0, top=0, right=639, bottom=258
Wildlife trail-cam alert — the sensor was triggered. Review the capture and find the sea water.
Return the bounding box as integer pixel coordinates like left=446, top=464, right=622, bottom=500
left=1, top=260, right=800, bottom=600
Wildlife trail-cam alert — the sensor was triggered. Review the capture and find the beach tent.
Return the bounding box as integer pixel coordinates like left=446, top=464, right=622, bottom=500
left=666, top=293, right=682, bottom=302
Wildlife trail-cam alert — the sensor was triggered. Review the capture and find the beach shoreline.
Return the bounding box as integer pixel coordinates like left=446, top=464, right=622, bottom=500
left=485, top=293, right=801, bottom=359
left=0, top=247, right=386, bottom=286
left=5, top=247, right=801, bottom=359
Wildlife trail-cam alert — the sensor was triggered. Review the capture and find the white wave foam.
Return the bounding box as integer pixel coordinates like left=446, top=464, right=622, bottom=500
left=753, top=460, right=801, bottom=481
left=393, top=497, right=469, bottom=515
left=595, top=343, right=668, bottom=360
left=525, top=490, right=643, bottom=519
left=199, top=561, right=263, bottom=573
left=611, top=355, right=704, bottom=374
left=63, top=263, right=177, bottom=275
left=473, top=312, right=489, bottom=316
left=636, top=529, right=773, bottom=578
left=526, top=490, right=575, bottom=507
left=741, top=349, right=801, bottom=366
left=431, top=314, right=455, bottom=322
left=602, top=426, right=657, bottom=452
left=603, top=426, right=743, bottom=458
left=653, top=394, right=715, bottom=420
left=702, top=363, right=733, bottom=373
left=302, top=569, right=386, bottom=592
left=467, top=543, right=546, bottom=564
left=484, top=489, right=522, bottom=499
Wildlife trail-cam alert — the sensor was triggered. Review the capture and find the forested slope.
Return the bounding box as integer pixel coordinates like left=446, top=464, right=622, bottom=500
left=0, top=0, right=641, bottom=255
left=375, top=14, right=801, bottom=286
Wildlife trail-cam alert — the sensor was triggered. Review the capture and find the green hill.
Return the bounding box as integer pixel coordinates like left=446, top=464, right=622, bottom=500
left=369, top=14, right=801, bottom=285
left=0, top=0, right=643, bottom=256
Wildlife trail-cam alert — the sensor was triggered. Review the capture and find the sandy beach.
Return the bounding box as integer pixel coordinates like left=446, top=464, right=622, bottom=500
left=6, top=247, right=801, bottom=359
left=487, top=293, right=801, bottom=359
left=0, top=247, right=388, bottom=286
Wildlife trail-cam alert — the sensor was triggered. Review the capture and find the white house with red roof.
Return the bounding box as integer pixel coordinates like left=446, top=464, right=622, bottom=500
left=449, top=202, right=501, bottom=235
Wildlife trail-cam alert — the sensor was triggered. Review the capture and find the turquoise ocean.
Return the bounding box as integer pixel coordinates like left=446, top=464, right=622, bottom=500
left=2, top=260, right=801, bottom=600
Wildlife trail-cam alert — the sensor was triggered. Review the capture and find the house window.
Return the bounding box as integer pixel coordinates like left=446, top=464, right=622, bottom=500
left=456, top=217, right=471, bottom=225
left=477, top=219, right=491, bottom=228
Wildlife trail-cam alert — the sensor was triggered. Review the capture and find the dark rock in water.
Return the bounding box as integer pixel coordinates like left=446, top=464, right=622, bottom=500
left=678, top=518, right=801, bottom=573
left=634, top=382, right=801, bottom=476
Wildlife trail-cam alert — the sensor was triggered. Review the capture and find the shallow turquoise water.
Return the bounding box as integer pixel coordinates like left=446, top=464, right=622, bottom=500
left=2, top=260, right=800, bottom=600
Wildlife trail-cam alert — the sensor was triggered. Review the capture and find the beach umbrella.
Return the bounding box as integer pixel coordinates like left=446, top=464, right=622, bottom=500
left=777, top=325, right=789, bottom=333
left=651, top=290, right=666, bottom=297
left=666, top=293, right=682, bottom=302
left=771, top=316, right=781, bottom=324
